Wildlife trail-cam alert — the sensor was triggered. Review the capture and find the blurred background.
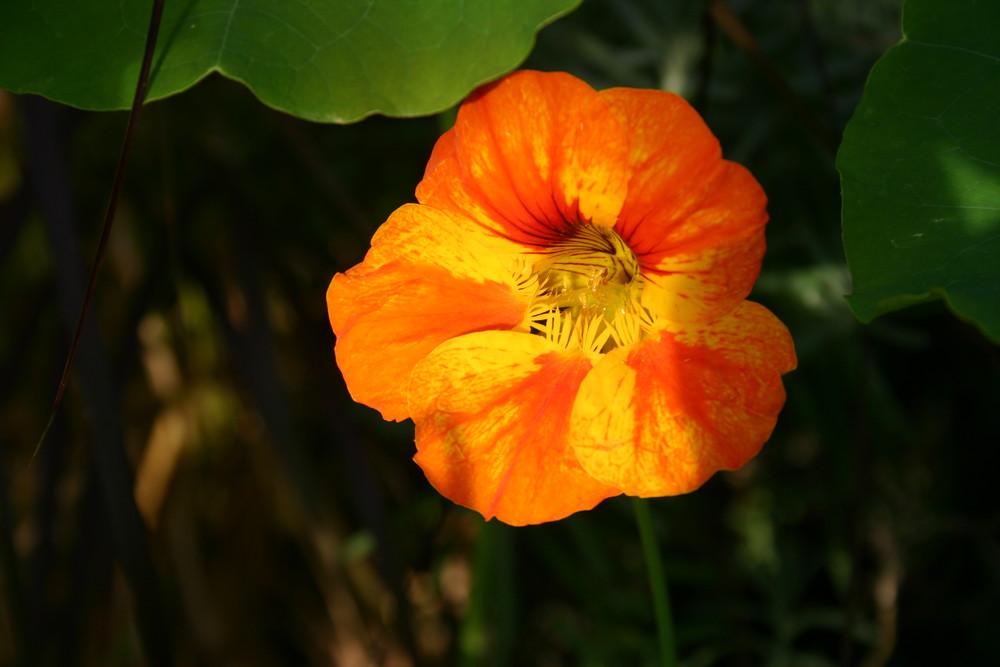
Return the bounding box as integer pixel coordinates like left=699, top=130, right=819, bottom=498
left=3, top=0, right=999, bottom=665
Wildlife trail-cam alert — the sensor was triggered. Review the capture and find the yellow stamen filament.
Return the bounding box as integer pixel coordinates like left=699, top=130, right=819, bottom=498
left=517, top=224, right=654, bottom=355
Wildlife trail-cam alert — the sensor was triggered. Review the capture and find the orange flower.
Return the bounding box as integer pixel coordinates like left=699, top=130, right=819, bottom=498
left=327, top=70, right=796, bottom=526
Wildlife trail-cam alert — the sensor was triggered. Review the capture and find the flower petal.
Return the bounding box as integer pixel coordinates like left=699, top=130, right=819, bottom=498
left=601, top=88, right=768, bottom=322
left=327, top=205, right=526, bottom=421
left=570, top=301, right=796, bottom=496
left=349, top=203, right=523, bottom=281
left=417, top=70, right=630, bottom=245
left=409, top=331, right=620, bottom=525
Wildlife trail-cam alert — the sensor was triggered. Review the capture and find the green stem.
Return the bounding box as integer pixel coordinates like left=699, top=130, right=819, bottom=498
left=633, top=497, right=678, bottom=667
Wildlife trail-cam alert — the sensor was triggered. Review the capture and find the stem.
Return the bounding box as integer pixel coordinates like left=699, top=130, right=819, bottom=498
left=33, top=0, right=166, bottom=462
left=633, top=497, right=678, bottom=667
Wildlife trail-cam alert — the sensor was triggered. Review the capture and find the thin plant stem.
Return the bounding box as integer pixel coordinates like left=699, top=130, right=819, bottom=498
left=633, top=497, right=678, bottom=667
left=33, top=0, right=165, bottom=462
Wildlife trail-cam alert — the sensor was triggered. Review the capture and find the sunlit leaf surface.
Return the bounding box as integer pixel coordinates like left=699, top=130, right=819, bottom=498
left=0, top=0, right=580, bottom=122
left=839, top=0, right=1000, bottom=342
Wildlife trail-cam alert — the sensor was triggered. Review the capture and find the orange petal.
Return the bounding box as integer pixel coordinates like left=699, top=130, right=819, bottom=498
left=601, top=88, right=768, bottom=322
left=355, top=203, right=524, bottom=280
left=409, top=331, right=620, bottom=525
left=570, top=301, right=796, bottom=496
left=417, top=70, right=629, bottom=245
left=327, top=205, right=526, bottom=421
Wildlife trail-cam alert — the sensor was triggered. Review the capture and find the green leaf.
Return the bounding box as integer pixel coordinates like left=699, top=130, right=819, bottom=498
left=0, top=0, right=580, bottom=122
left=838, top=0, right=1000, bottom=342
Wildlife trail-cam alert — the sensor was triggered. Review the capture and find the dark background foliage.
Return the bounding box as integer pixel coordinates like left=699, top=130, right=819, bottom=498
left=2, top=0, right=998, bottom=665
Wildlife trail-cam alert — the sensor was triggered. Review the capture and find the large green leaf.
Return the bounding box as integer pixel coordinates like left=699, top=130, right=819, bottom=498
left=0, top=0, right=580, bottom=122
left=839, top=0, right=1000, bottom=342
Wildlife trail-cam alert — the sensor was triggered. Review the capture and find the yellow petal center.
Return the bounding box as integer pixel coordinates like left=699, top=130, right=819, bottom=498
left=519, top=225, right=653, bottom=355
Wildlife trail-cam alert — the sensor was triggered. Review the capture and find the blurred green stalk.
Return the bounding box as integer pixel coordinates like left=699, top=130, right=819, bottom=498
left=633, top=498, right=677, bottom=667
left=460, top=518, right=515, bottom=667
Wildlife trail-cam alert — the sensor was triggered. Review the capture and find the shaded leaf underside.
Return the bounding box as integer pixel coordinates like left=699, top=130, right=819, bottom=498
left=0, top=0, right=581, bottom=122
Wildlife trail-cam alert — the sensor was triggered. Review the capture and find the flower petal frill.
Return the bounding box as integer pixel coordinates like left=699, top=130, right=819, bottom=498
left=601, top=87, right=769, bottom=324
left=409, top=332, right=620, bottom=526
left=326, top=204, right=526, bottom=421
left=416, top=71, right=630, bottom=242
left=570, top=301, right=796, bottom=498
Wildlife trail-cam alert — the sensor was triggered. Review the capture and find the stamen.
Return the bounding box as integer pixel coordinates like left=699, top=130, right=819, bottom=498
left=520, top=223, right=654, bottom=355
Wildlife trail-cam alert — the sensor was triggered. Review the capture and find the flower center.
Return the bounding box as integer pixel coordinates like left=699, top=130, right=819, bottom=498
left=521, top=224, right=653, bottom=355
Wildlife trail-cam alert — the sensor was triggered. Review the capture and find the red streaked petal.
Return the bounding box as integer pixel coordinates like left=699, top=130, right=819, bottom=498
left=417, top=70, right=629, bottom=245
left=602, top=87, right=768, bottom=322
left=570, top=301, right=796, bottom=496
left=328, top=265, right=525, bottom=422
left=327, top=204, right=529, bottom=421
left=409, top=331, right=620, bottom=525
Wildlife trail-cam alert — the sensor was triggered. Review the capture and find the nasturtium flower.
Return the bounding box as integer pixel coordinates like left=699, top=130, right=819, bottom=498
left=327, top=70, right=796, bottom=526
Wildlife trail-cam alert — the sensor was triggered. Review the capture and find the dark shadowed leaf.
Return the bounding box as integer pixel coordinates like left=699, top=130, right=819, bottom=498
left=838, top=0, right=1000, bottom=342
left=0, top=0, right=580, bottom=122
